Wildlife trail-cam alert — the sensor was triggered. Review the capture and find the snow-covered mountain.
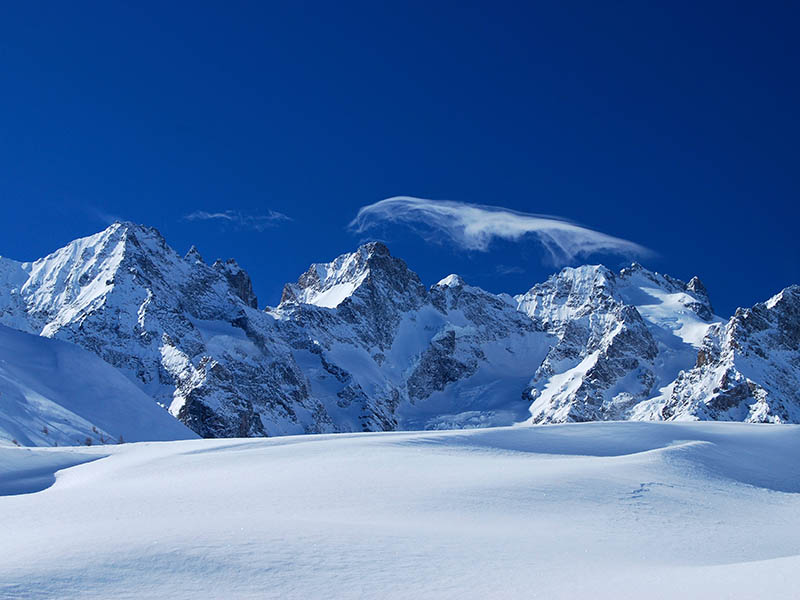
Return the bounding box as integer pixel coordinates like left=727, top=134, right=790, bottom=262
left=0, top=223, right=327, bottom=439
left=664, top=285, right=800, bottom=422
left=515, top=263, right=721, bottom=423
left=270, top=241, right=554, bottom=432
left=0, top=221, right=798, bottom=441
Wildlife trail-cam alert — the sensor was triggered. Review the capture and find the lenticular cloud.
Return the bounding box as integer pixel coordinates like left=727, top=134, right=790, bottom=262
left=349, top=196, right=651, bottom=265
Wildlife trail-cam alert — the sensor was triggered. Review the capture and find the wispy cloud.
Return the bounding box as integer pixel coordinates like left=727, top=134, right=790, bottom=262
left=496, top=264, right=525, bottom=276
left=349, top=196, right=652, bottom=265
left=85, top=205, right=125, bottom=226
left=184, top=209, right=291, bottom=231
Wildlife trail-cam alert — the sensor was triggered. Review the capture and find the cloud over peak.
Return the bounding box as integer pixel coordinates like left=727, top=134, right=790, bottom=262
left=184, top=209, right=290, bottom=231
left=349, top=196, right=651, bottom=265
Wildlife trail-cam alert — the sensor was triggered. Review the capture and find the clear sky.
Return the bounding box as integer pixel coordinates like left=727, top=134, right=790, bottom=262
left=1, top=1, right=798, bottom=316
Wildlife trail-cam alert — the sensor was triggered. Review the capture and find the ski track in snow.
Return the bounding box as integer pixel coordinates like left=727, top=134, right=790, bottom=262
left=1, top=421, right=798, bottom=599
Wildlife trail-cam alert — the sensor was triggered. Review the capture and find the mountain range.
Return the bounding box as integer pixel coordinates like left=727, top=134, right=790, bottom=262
left=1, top=221, right=798, bottom=445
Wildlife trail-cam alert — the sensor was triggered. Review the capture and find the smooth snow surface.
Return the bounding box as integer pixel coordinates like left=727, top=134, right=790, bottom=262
left=0, top=325, right=197, bottom=447
left=1, top=422, right=798, bottom=599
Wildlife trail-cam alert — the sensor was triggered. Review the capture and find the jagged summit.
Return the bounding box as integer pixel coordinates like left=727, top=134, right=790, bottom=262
left=665, top=283, right=800, bottom=423
left=279, top=241, right=424, bottom=309
left=618, top=261, right=707, bottom=292
left=435, top=274, right=466, bottom=288
left=359, top=240, right=391, bottom=256
left=185, top=245, right=205, bottom=264
left=515, top=264, right=619, bottom=328
left=213, top=258, right=258, bottom=308
left=618, top=262, right=715, bottom=319
left=765, top=284, right=800, bottom=310
left=106, top=220, right=172, bottom=251
left=686, top=275, right=709, bottom=298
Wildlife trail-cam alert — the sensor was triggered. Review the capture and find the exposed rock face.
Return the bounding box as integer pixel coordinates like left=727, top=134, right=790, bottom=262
left=279, top=241, right=429, bottom=349
left=686, top=276, right=714, bottom=320
left=213, top=258, right=259, bottom=309
left=664, top=285, right=800, bottom=423
left=517, top=266, right=663, bottom=422
left=0, top=222, right=797, bottom=438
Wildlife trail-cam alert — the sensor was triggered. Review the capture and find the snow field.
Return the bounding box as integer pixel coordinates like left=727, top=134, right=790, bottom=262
left=1, top=421, right=798, bottom=599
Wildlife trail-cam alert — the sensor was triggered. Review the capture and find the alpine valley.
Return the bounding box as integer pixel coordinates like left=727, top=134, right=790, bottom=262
left=1, top=221, right=798, bottom=446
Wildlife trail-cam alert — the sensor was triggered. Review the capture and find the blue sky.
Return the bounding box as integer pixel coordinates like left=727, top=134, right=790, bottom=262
left=1, top=1, right=797, bottom=316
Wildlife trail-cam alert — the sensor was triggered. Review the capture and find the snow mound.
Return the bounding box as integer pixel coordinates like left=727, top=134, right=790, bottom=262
left=1, top=422, right=798, bottom=599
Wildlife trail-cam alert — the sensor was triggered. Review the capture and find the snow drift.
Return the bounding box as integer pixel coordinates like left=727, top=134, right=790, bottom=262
left=1, top=422, right=798, bottom=599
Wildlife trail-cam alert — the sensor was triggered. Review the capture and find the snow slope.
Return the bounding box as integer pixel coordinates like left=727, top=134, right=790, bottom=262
left=1, top=422, right=798, bottom=599
left=0, top=325, right=197, bottom=447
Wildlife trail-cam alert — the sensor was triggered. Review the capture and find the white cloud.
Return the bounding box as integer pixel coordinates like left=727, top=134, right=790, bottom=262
left=496, top=264, right=525, bottom=275
left=184, top=209, right=290, bottom=231
left=349, top=196, right=651, bottom=265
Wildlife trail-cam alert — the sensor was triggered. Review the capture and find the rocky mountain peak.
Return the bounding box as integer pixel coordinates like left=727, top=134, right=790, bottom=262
left=516, top=264, right=620, bottom=327
left=549, top=264, right=618, bottom=291
left=212, top=258, right=258, bottom=309
left=621, top=261, right=647, bottom=274
left=110, top=220, right=171, bottom=252
left=686, top=275, right=708, bottom=298
left=617, top=263, right=715, bottom=322
left=665, top=283, right=800, bottom=423
left=765, top=284, right=800, bottom=312
left=685, top=276, right=714, bottom=317
left=435, top=274, right=466, bottom=289
left=619, top=262, right=679, bottom=289
left=728, top=284, right=800, bottom=349
left=185, top=245, right=205, bottom=264
left=279, top=241, right=425, bottom=310
left=360, top=240, right=391, bottom=258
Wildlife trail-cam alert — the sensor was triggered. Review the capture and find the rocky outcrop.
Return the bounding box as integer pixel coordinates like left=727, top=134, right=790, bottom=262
left=664, top=285, right=800, bottom=422
left=517, top=266, right=660, bottom=422
left=270, top=243, right=552, bottom=431
left=213, top=258, right=259, bottom=309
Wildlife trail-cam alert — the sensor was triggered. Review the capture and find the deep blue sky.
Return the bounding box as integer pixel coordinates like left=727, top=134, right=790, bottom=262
left=1, top=1, right=798, bottom=316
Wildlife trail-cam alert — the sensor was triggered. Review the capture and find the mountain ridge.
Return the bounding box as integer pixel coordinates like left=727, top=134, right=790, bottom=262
left=1, top=221, right=798, bottom=444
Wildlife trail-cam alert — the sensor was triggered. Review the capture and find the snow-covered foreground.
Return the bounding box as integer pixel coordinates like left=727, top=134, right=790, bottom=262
left=1, top=422, right=798, bottom=599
